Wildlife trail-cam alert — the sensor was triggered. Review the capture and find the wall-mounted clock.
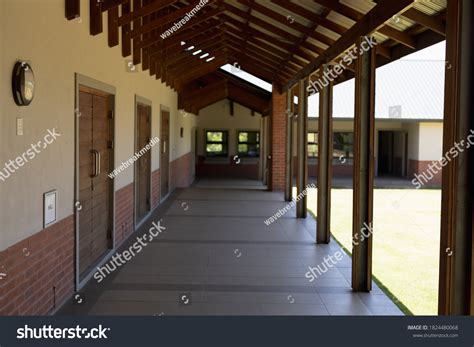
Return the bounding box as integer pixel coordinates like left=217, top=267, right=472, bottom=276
left=12, top=61, right=35, bottom=106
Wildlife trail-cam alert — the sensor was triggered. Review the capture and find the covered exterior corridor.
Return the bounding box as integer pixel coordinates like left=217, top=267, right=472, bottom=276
left=59, top=182, right=402, bottom=315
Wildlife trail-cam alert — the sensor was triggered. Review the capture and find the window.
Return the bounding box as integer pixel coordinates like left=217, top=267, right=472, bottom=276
left=206, top=131, right=228, bottom=157
left=333, top=132, right=354, bottom=159
left=308, top=132, right=318, bottom=157
left=238, top=131, right=260, bottom=157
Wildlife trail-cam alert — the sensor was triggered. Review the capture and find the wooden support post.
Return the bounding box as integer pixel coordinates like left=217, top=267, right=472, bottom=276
left=296, top=79, right=308, bottom=218
left=438, top=0, right=474, bottom=315
left=317, top=66, right=333, bottom=244
left=285, top=90, right=294, bottom=202
left=352, top=37, right=376, bottom=292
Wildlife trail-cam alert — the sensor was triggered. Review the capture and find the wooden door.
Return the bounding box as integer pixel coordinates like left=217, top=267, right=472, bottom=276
left=77, top=87, right=113, bottom=280
left=135, top=103, right=151, bottom=224
left=160, top=110, right=170, bottom=199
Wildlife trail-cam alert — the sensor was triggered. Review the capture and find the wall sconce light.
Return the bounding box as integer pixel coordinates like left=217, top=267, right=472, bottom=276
left=12, top=61, right=35, bottom=106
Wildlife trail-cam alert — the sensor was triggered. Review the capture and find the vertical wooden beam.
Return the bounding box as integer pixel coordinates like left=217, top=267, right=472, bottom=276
left=317, top=66, right=333, bottom=244
left=296, top=79, right=308, bottom=218
left=285, top=90, right=294, bottom=201
left=132, top=0, right=142, bottom=65
left=90, top=0, right=103, bottom=35
left=438, top=0, right=474, bottom=315
left=65, top=0, right=80, bottom=20
left=141, top=0, right=150, bottom=71
left=352, top=37, right=376, bottom=292
left=122, top=0, right=132, bottom=57
left=108, top=6, right=119, bottom=47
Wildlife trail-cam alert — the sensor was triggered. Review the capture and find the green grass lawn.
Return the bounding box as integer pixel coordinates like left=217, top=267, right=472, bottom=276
left=305, top=187, right=441, bottom=315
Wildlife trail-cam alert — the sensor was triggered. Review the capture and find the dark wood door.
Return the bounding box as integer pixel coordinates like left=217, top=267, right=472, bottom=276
left=78, top=87, right=113, bottom=279
left=135, top=103, right=151, bottom=224
left=160, top=110, right=170, bottom=199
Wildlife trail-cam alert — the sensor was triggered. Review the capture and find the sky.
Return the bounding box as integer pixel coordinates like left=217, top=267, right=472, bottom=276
left=220, top=41, right=446, bottom=118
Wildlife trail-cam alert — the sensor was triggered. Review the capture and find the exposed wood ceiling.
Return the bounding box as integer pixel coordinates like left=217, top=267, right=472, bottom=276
left=178, top=70, right=272, bottom=115
left=66, top=0, right=447, bottom=105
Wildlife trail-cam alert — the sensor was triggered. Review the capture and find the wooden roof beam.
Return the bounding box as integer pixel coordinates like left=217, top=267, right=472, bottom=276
left=167, top=38, right=226, bottom=76
left=314, top=0, right=417, bottom=50
left=225, top=4, right=318, bottom=61
left=237, top=0, right=335, bottom=47
left=401, top=8, right=446, bottom=36
left=225, top=32, right=298, bottom=75
left=130, top=3, right=224, bottom=38
left=142, top=17, right=223, bottom=51
left=284, top=0, right=415, bottom=90
left=222, top=14, right=315, bottom=61
left=118, top=0, right=176, bottom=26
left=227, top=44, right=295, bottom=78
left=270, top=0, right=346, bottom=35
left=226, top=51, right=280, bottom=82
left=175, top=55, right=227, bottom=90
left=100, top=0, right=128, bottom=12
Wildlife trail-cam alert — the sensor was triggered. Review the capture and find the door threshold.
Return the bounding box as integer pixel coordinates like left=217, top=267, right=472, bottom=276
left=160, top=193, right=170, bottom=203
left=76, top=248, right=116, bottom=291
left=135, top=211, right=152, bottom=230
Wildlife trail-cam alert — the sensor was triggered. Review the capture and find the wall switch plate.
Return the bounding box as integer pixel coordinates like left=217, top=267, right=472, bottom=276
left=16, top=118, right=24, bottom=136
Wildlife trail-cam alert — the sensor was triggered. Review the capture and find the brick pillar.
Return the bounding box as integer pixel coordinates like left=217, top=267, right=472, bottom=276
left=271, top=86, right=287, bottom=191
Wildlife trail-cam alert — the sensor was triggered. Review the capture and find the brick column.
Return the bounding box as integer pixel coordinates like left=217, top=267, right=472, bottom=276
left=271, top=86, right=287, bottom=191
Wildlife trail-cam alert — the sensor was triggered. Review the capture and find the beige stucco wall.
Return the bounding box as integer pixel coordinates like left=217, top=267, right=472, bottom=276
left=0, top=0, right=196, bottom=251
left=418, top=122, right=443, bottom=160
left=197, top=99, right=262, bottom=156
left=405, top=122, right=420, bottom=160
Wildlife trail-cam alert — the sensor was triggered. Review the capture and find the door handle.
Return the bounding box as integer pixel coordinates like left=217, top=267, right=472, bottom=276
left=91, top=149, right=100, bottom=178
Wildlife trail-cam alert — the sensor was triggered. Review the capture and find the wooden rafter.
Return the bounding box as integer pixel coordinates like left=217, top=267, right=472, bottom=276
left=284, top=0, right=415, bottom=90
left=66, top=0, right=447, bottom=93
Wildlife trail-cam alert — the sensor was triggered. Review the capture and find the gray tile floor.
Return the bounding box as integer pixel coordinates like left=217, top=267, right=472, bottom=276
left=58, top=181, right=403, bottom=316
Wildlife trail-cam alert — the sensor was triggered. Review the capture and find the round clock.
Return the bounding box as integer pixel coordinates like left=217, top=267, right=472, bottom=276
left=12, top=61, right=35, bottom=106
